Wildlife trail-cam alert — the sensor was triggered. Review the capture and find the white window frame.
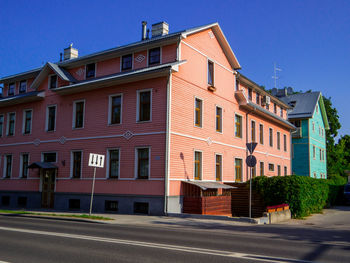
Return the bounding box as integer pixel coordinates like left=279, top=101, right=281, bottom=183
left=147, top=47, right=162, bottom=66
left=41, top=152, right=58, bottom=163
left=134, top=146, right=151, bottom=179
left=70, top=150, right=83, bottom=179
left=283, top=134, right=287, bottom=152
left=120, top=53, right=134, bottom=71
left=8, top=83, right=15, bottom=96
left=72, top=99, right=85, bottom=129
left=234, top=158, right=243, bottom=182
left=234, top=113, right=243, bottom=139
left=268, top=163, right=275, bottom=172
left=259, top=123, right=264, bottom=145
left=19, top=153, right=30, bottom=178
left=207, top=58, right=215, bottom=86
left=313, top=145, right=316, bottom=160
left=46, top=104, right=57, bottom=132
left=22, top=109, right=33, bottom=135
left=277, top=131, right=281, bottom=150
left=136, top=89, right=152, bottom=123
left=48, top=74, right=58, bottom=90
left=108, top=93, right=123, bottom=125
left=19, top=80, right=27, bottom=93
left=269, top=128, right=273, bottom=147
left=193, top=150, right=203, bottom=180
left=251, top=119, right=256, bottom=142
left=3, top=154, right=12, bottom=178
left=6, top=112, right=16, bottom=136
left=215, top=153, right=223, bottom=181
left=215, top=105, right=223, bottom=133
left=106, top=148, right=121, bottom=179
left=194, top=96, right=203, bottom=128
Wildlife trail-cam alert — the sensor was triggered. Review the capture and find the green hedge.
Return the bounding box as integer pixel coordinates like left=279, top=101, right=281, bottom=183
left=251, top=175, right=346, bottom=218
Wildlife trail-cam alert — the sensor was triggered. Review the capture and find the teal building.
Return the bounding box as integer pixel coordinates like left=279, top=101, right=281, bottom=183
left=273, top=89, right=329, bottom=178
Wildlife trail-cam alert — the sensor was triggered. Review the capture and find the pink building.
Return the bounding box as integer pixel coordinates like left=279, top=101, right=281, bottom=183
left=0, top=22, right=294, bottom=215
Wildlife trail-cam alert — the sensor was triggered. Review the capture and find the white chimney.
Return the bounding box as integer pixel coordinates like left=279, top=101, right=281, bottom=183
left=63, top=44, right=78, bottom=60
left=151, top=22, right=169, bottom=38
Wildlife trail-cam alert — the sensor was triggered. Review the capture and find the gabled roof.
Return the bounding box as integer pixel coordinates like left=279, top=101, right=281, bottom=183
left=30, top=62, right=77, bottom=90
left=181, top=22, right=241, bottom=70
left=279, top=92, right=330, bottom=129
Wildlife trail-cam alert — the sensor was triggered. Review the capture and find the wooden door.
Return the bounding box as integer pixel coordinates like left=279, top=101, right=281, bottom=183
left=41, top=169, right=55, bottom=208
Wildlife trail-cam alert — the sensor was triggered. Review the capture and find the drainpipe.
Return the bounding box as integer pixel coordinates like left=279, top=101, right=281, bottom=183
left=164, top=69, right=172, bottom=215
left=246, top=108, right=255, bottom=218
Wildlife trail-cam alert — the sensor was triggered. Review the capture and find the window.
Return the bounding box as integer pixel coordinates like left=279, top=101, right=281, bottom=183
left=313, top=145, right=316, bottom=159
left=266, top=103, right=269, bottom=110
left=235, top=114, right=242, bottom=138
left=320, top=148, right=322, bottom=161
left=122, top=54, right=132, bottom=71
left=215, top=154, right=222, bottom=181
left=136, top=148, right=150, bottom=179
left=194, top=151, right=202, bottom=180
left=72, top=151, right=82, bottom=178
left=313, top=172, right=316, bottom=178
left=0, top=115, right=4, bottom=137
left=312, top=122, right=315, bottom=132
left=260, top=162, right=264, bottom=176
left=235, top=158, right=243, bottom=182
left=8, top=83, right=15, bottom=96
left=268, top=163, right=274, bottom=172
left=134, top=202, right=149, bottom=214
left=73, top=101, right=84, bottom=129
left=251, top=166, right=256, bottom=178
left=105, top=200, right=118, bottom=212
left=248, top=88, right=252, bottom=101
left=256, top=93, right=260, bottom=105
left=208, top=60, right=214, bottom=86
left=251, top=120, right=256, bottom=142
left=109, top=94, right=122, bottom=125
left=148, top=47, right=160, bottom=65
left=280, top=108, right=283, bottom=118
left=137, top=90, right=151, bottom=122
left=69, top=199, right=80, bottom=210
left=86, top=63, right=96, bottom=79
left=46, top=105, right=56, bottom=132
left=19, top=80, right=27, bottom=93
left=49, top=75, right=57, bottom=89
left=20, top=153, right=29, bottom=178
left=18, top=197, right=27, bottom=208
left=194, top=98, right=202, bottom=127
left=108, top=149, right=120, bottom=178
left=4, top=155, right=12, bottom=178
left=7, top=112, right=15, bottom=136
left=259, top=124, right=264, bottom=144
left=23, top=110, right=32, bottom=134
left=283, top=134, right=287, bottom=152
left=274, top=103, right=277, bottom=114
left=1, top=196, right=10, bottom=206
left=216, top=106, right=222, bottom=132
left=269, top=128, right=273, bottom=147
left=277, top=165, right=281, bottom=176
left=43, top=152, right=57, bottom=163
left=316, top=105, right=319, bottom=113
left=235, top=79, right=239, bottom=91
left=284, top=166, right=287, bottom=176
left=277, top=132, right=281, bottom=150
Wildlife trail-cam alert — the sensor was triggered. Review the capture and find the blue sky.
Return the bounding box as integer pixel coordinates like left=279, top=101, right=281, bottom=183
left=0, top=0, right=349, bottom=138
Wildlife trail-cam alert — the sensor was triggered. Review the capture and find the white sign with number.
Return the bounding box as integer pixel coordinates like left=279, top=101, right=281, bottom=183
left=88, top=153, right=105, bottom=168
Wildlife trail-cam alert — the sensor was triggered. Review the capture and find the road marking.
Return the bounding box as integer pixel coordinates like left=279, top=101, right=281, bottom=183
left=0, top=226, right=313, bottom=263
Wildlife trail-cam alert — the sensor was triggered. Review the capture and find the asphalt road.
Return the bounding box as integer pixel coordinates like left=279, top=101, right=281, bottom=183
left=0, top=215, right=349, bottom=263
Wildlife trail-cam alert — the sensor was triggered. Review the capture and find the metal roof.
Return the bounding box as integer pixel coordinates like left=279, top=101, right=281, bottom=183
left=279, top=92, right=321, bottom=119
left=28, top=162, right=58, bottom=169
left=183, top=180, right=236, bottom=191
left=0, top=91, right=45, bottom=108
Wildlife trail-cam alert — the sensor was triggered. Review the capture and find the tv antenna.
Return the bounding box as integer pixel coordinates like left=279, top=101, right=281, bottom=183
left=272, top=63, right=282, bottom=89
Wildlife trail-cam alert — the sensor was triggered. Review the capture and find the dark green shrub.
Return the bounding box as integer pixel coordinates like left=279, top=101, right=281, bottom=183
left=326, top=174, right=347, bottom=205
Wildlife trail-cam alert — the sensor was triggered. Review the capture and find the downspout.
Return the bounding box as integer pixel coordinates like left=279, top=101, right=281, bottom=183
left=245, top=108, right=255, bottom=180
left=164, top=68, right=172, bottom=215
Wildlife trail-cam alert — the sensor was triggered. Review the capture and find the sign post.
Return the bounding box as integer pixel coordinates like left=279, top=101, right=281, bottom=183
left=246, top=142, right=257, bottom=218
left=88, top=153, right=105, bottom=216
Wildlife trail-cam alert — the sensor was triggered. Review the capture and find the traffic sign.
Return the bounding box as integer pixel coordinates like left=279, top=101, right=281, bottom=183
left=246, top=142, right=258, bottom=154
left=88, top=153, right=105, bottom=168
left=246, top=155, right=257, bottom=167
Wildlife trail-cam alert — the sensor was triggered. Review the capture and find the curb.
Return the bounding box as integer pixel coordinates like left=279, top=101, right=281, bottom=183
left=167, top=213, right=267, bottom=224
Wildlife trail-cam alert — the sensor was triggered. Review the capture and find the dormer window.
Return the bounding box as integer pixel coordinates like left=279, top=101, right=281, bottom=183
left=256, top=93, right=260, bottom=105
left=208, top=60, right=214, bottom=86
left=86, top=63, right=96, bottom=79
left=289, top=101, right=296, bottom=107
left=19, top=80, right=27, bottom=93
left=248, top=88, right=252, bottom=100
left=122, top=54, right=133, bottom=71
left=280, top=108, right=283, bottom=117
left=148, top=47, right=160, bottom=65
left=274, top=103, right=277, bottom=114
left=8, top=83, right=15, bottom=96
left=49, top=75, right=57, bottom=89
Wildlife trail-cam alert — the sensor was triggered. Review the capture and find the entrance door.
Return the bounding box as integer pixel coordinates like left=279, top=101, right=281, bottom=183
left=41, top=169, right=55, bottom=208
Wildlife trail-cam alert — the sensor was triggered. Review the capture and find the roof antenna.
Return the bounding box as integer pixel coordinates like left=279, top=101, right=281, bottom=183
left=272, top=62, right=282, bottom=89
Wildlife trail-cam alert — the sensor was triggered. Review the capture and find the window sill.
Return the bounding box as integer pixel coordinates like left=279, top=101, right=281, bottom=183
left=207, top=85, right=216, bottom=92
left=136, top=120, right=152, bottom=124
left=72, top=127, right=84, bottom=130
left=108, top=123, right=122, bottom=127
left=136, top=178, right=149, bottom=180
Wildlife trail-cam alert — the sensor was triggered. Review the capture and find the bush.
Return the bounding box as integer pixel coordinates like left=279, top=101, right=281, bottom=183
left=326, top=174, right=347, bottom=206
left=252, top=175, right=337, bottom=218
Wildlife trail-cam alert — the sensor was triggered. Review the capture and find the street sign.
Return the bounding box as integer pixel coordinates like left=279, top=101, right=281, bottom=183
left=89, top=153, right=105, bottom=168
left=246, top=142, right=258, bottom=154
left=246, top=155, right=257, bottom=167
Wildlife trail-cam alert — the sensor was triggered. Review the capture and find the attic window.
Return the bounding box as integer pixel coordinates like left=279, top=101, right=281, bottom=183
left=19, top=80, right=27, bottom=93
left=289, top=101, right=296, bottom=107
left=8, top=83, right=15, bottom=96
left=49, top=75, right=57, bottom=89
left=86, top=63, right=96, bottom=79
left=208, top=60, right=214, bottom=86
left=148, top=48, right=160, bottom=65
left=122, top=54, right=132, bottom=71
